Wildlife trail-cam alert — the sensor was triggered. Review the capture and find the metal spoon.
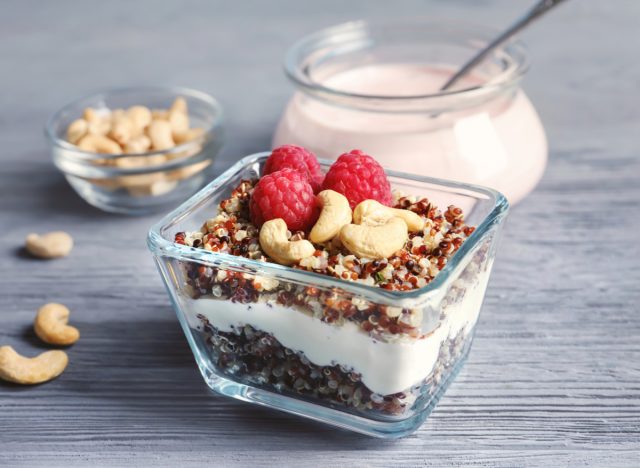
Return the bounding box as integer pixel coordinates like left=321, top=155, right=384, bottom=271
left=440, top=0, right=569, bottom=91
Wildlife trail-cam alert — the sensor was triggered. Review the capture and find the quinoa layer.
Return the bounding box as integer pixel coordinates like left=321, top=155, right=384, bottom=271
left=196, top=314, right=470, bottom=417
left=175, top=179, right=477, bottom=339
left=177, top=179, right=475, bottom=291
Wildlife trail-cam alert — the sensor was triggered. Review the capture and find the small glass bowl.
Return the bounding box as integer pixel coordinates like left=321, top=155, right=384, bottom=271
left=46, top=86, right=224, bottom=215
left=148, top=153, right=509, bottom=437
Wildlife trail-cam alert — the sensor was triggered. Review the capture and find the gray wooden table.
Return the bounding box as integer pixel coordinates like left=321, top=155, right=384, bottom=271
left=1, top=1, right=639, bottom=466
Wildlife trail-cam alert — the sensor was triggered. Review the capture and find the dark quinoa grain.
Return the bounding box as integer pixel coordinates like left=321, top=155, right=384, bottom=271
left=196, top=315, right=470, bottom=417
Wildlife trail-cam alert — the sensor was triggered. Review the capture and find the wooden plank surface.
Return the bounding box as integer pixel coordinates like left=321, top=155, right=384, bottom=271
left=1, top=1, right=639, bottom=466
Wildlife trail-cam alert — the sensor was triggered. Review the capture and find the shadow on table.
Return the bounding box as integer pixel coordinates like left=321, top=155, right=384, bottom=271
left=22, top=165, right=117, bottom=220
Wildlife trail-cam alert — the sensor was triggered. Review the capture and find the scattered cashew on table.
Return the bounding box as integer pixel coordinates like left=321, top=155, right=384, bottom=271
left=0, top=346, right=68, bottom=385
left=0, top=303, right=79, bottom=385
left=25, top=231, right=74, bottom=259
left=3, top=234, right=79, bottom=385
left=34, top=303, right=80, bottom=346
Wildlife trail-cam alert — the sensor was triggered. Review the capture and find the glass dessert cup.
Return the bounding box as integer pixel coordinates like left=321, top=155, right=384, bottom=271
left=148, top=153, right=508, bottom=438
left=46, top=86, right=224, bottom=215
left=273, top=19, right=547, bottom=205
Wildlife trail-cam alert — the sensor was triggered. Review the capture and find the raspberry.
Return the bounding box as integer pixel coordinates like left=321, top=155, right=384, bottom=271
left=321, top=150, right=392, bottom=209
left=250, top=168, right=317, bottom=232
left=264, top=145, right=324, bottom=193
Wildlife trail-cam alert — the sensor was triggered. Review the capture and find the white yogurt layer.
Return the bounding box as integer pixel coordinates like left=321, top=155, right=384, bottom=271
left=187, top=270, right=490, bottom=396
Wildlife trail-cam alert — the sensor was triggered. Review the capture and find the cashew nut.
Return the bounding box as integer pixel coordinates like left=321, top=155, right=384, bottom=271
left=127, top=179, right=178, bottom=197
left=34, top=303, right=80, bottom=346
left=115, top=154, right=166, bottom=169
left=166, top=159, right=211, bottom=182
left=109, top=121, right=132, bottom=146
left=340, top=217, right=408, bottom=260
left=151, top=109, right=169, bottom=120
left=109, top=112, right=134, bottom=145
left=83, top=108, right=111, bottom=136
left=309, top=190, right=352, bottom=244
left=25, top=231, right=74, bottom=259
left=77, top=134, right=122, bottom=154
left=174, top=127, right=205, bottom=145
left=83, top=107, right=99, bottom=121
left=353, top=199, right=425, bottom=232
left=127, top=105, right=152, bottom=133
left=0, top=346, right=68, bottom=385
left=110, top=108, right=126, bottom=120
left=115, top=154, right=167, bottom=190
left=170, top=97, right=188, bottom=115
left=147, top=119, right=174, bottom=150
left=169, top=111, right=190, bottom=141
left=168, top=97, right=190, bottom=141
left=124, top=134, right=152, bottom=153
left=66, top=119, right=88, bottom=144
left=259, top=218, right=315, bottom=265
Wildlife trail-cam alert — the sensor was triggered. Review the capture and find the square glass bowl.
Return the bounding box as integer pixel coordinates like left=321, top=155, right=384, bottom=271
left=147, top=153, right=508, bottom=438
left=46, top=86, right=224, bottom=215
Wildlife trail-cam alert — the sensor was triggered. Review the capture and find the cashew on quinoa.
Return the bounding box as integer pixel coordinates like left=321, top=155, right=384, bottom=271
left=353, top=199, right=425, bottom=232
left=308, top=190, right=352, bottom=244
left=25, top=231, right=74, bottom=259
left=34, top=303, right=80, bottom=346
left=259, top=218, right=315, bottom=265
left=0, top=346, right=68, bottom=385
left=340, top=217, right=408, bottom=260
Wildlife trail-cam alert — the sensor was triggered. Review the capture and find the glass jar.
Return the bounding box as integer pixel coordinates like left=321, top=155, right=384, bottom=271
left=148, top=152, right=509, bottom=438
left=273, top=19, right=547, bottom=205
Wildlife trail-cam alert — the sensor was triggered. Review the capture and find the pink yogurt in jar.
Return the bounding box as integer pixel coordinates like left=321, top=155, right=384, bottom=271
left=273, top=20, right=547, bottom=205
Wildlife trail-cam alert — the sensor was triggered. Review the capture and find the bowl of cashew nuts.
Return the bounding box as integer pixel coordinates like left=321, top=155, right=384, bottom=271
left=46, top=86, right=224, bottom=215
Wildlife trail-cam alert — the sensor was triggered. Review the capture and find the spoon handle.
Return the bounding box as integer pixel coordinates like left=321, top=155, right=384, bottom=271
left=440, top=0, right=569, bottom=91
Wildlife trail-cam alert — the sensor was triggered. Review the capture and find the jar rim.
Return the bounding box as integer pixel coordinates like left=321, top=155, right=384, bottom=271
left=283, top=18, right=530, bottom=112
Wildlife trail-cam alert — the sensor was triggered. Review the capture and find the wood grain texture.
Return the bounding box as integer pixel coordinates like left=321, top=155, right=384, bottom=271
left=1, top=1, right=639, bottom=466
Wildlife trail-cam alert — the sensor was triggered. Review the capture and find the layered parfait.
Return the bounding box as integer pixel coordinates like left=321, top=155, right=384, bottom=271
left=173, top=145, right=489, bottom=418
